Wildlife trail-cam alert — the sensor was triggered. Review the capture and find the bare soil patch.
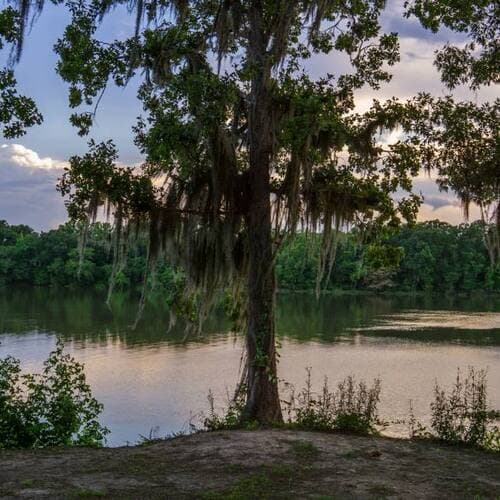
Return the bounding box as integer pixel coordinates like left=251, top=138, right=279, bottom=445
left=0, top=430, right=499, bottom=499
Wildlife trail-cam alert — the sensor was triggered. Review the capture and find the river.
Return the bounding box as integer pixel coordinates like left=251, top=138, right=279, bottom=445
left=1, top=287, right=499, bottom=446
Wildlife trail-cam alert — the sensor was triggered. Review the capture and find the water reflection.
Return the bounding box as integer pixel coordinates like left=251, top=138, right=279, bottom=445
left=0, top=287, right=231, bottom=346
left=2, top=288, right=499, bottom=346
left=277, top=294, right=500, bottom=345
left=1, top=287, right=499, bottom=445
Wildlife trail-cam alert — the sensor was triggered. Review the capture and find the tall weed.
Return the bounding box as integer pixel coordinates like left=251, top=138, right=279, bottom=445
left=409, top=367, right=499, bottom=452
left=284, top=368, right=382, bottom=435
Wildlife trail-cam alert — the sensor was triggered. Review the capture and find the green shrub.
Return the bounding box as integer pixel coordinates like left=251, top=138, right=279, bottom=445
left=285, top=368, right=381, bottom=435
left=203, top=370, right=381, bottom=434
left=409, top=367, right=500, bottom=452
left=0, top=341, right=108, bottom=449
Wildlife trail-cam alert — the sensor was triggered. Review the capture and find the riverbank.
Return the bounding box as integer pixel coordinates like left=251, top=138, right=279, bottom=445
left=1, top=430, right=499, bottom=499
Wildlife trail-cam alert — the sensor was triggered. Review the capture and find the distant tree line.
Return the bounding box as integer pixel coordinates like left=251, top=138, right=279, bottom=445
left=0, top=220, right=498, bottom=293
left=277, top=221, right=500, bottom=293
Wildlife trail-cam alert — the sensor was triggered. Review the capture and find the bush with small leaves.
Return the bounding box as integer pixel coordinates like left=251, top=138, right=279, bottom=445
left=0, top=341, right=108, bottom=449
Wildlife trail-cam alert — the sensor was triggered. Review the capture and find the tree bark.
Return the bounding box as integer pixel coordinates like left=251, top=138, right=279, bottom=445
left=242, top=1, right=283, bottom=424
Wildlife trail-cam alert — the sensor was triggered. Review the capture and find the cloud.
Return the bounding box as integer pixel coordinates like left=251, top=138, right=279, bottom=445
left=351, top=12, right=497, bottom=113
left=0, top=144, right=67, bottom=230
left=410, top=177, right=480, bottom=224
left=383, top=11, right=465, bottom=45
left=1, top=144, right=68, bottom=170
left=422, top=196, right=458, bottom=210
left=417, top=202, right=480, bottom=225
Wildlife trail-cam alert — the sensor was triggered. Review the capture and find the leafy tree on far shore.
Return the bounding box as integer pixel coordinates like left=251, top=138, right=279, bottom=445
left=2, top=219, right=498, bottom=293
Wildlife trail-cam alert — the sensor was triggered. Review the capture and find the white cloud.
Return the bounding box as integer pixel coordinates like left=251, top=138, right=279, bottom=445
left=352, top=34, right=497, bottom=114
left=417, top=202, right=480, bottom=225
left=0, top=144, right=68, bottom=230
left=0, top=144, right=68, bottom=170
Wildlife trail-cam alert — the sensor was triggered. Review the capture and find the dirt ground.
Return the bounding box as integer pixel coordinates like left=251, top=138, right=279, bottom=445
left=0, top=429, right=499, bottom=499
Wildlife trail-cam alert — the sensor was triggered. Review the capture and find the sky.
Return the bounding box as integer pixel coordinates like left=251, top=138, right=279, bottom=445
left=0, top=1, right=497, bottom=231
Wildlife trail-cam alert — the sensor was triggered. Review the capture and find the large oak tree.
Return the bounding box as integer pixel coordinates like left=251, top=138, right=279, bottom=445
left=2, top=0, right=498, bottom=423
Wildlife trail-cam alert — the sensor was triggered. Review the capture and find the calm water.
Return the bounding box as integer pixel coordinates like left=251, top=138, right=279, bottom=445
left=1, top=288, right=499, bottom=446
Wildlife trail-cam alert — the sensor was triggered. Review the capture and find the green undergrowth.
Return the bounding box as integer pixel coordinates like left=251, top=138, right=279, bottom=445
left=204, top=370, right=383, bottom=437
left=204, top=367, right=500, bottom=453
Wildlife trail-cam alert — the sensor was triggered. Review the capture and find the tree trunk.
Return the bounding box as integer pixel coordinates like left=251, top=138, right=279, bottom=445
left=242, top=1, right=283, bottom=424
left=243, top=191, right=282, bottom=423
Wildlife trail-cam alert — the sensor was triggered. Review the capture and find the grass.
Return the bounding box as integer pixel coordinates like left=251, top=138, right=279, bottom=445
left=202, top=465, right=315, bottom=500
left=71, top=488, right=107, bottom=498
left=268, top=464, right=294, bottom=476
left=367, top=484, right=397, bottom=498
left=289, top=439, right=320, bottom=461
left=203, top=440, right=322, bottom=499
left=223, top=463, right=248, bottom=474
left=202, top=473, right=275, bottom=500
left=135, top=428, right=188, bottom=446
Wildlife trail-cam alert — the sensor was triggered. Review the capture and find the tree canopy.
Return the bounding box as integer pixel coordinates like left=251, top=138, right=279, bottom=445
left=407, top=0, right=499, bottom=90
left=0, top=7, right=41, bottom=137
